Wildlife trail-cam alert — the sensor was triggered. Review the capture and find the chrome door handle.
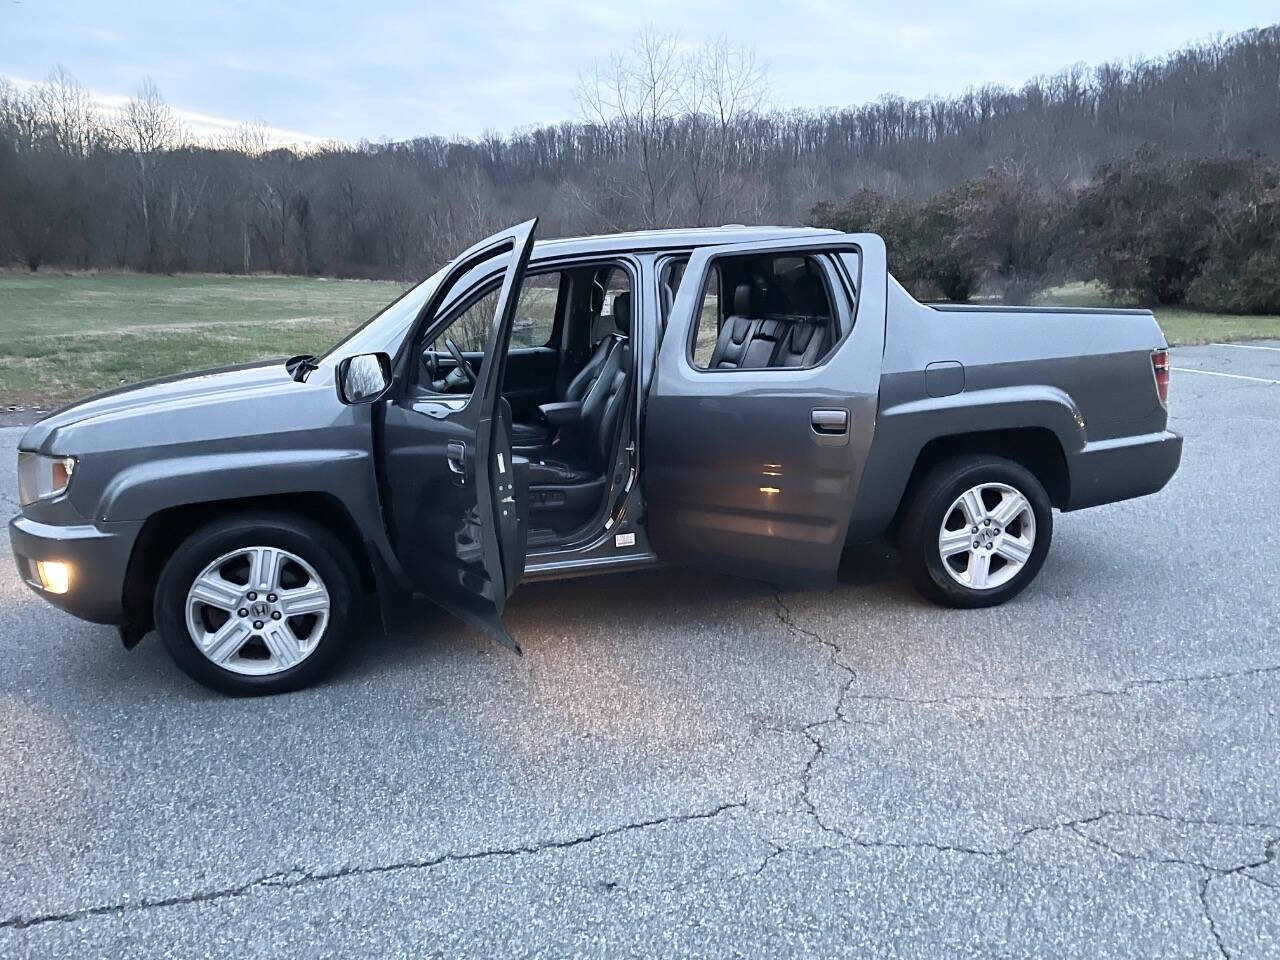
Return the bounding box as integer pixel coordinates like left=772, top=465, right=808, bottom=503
left=446, top=440, right=467, bottom=480
left=810, top=408, right=848, bottom=435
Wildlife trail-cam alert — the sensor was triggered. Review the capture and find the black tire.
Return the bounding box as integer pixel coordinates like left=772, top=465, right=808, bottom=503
left=898, top=455, right=1053, bottom=609
left=154, top=512, right=361, bottom=695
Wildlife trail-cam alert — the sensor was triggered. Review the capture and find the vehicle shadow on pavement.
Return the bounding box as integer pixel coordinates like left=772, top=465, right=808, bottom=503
left=9, top=539, right=916, bottom=699
left=835, top=541, right=907, bottom=588
left=340, top=541, right=915, bottom=686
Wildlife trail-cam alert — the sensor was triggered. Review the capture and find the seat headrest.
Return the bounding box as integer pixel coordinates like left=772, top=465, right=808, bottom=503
left=732, top=283, right=758, bottom=318
left=792, top=273, right=830, bottom=317
left=611, top=291, right=631, bottom=336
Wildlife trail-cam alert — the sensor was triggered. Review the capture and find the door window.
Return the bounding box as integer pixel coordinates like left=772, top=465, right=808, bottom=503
left=511, top=273, right=560, bottom=348
left=689, top=253, right=838, bottom=371
left=443, top=289, right=501, bottom=355
left=691, top=264, right=722, bottom=368
left=658, top=258, right=686, bottom=333
left=422, top=271, right=562, bottom=395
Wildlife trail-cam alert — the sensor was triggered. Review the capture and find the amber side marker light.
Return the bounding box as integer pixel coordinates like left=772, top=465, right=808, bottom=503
left=35, top=560, right=72, bottom=595
left=1152, top=348, right=1170, bottom=405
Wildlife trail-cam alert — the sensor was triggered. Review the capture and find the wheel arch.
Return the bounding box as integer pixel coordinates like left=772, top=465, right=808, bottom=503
left=850, top=420, right=1074, bottom=543
left=891, top=428, right=1069, bottom=532
left=122, top=493, right=378, bottom=633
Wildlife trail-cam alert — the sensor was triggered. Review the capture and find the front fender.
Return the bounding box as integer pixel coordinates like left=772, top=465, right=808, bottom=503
left=95, top=442, right=406, bottom=590
left=98, top=446, right=372, bottom=521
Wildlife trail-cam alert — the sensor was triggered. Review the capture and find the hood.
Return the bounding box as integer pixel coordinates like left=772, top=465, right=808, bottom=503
left=20, top=360, right=305, bottom=453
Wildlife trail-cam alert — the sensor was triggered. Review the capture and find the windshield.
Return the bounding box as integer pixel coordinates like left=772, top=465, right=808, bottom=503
left=319, top=264, right=449, bottom=363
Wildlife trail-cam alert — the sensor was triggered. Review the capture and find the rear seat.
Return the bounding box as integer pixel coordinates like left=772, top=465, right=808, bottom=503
left=770, top=316, right=829, bottom=366
left=707, top=284, right=770, bottom=369
left=707, top=282, right=831, bottom=370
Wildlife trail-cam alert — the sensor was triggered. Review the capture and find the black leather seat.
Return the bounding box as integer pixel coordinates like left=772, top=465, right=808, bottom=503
left=708, top=284, right=778, bottom=369
left=511, top=293, right=631, bottom=448
left=707, top=280, right=831, bottom=370
left=771, top=273, right=831, bottom=367
left=525, top=302, right=631, bottom=494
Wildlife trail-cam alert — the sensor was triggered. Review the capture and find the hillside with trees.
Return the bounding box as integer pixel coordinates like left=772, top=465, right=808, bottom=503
left=1, top=25, right=1278, bottom=310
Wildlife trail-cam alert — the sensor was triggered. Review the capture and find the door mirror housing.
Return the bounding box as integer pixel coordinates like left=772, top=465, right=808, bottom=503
left=336, top=352, right=392, bottom=404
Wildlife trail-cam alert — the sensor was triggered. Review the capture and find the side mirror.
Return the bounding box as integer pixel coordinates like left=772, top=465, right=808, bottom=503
left=336, top=352, right=392, bottom=405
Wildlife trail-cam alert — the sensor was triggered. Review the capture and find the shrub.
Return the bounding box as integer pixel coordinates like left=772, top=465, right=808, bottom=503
left=810, top=188, right=981, bottom=301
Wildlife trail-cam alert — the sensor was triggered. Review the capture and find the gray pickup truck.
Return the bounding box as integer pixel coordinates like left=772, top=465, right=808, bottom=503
left=10, top=221, right=1182, bottom=694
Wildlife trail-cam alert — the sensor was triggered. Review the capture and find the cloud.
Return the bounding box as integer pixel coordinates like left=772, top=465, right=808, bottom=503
left=2, top=71, right=327, bottom=149
left=1, top=0, right=1275, bottom=144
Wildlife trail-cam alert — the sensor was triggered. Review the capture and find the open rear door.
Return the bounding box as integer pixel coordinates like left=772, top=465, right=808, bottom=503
left=379, top=219, right=538, bottom=650
left=643, top=233, right=887, bottom=589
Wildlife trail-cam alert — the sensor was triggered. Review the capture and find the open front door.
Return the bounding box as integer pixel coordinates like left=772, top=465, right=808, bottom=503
left=379, top=219, right=537, bottom=650
left=643, top=233, right=887, bottom=589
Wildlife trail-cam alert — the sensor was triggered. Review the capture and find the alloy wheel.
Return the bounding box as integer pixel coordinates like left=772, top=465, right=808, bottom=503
left=184, top=546, right=330, bottom=676
left=937, top=482, right=1036, bottom=591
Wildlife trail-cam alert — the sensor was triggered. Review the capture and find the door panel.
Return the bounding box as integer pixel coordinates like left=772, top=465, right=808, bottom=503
left=643, top=234, right=887, bottom=588
left=379, top=219, right=538, bottom=648
left=492, top=398, right=530, bottom=592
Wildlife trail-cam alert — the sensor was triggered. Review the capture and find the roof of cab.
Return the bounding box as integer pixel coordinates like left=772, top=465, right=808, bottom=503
left=530, top=225, right=836, bottom=260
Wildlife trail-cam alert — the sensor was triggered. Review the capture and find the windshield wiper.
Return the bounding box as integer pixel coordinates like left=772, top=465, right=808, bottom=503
left=285, top=354, right=319, bottom=383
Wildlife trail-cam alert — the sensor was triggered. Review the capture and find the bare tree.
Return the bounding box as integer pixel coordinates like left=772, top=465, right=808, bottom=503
left=33, top=66, right=102, bottom=156
left=682, top=36, right=768, bottom=224
left=223, top=120, right=271, bottom=156
left=577, top=27, right=687, bottom=228
left=116, top=77, right=182, bottom=154
left=115, top=79, right=188, bottom=270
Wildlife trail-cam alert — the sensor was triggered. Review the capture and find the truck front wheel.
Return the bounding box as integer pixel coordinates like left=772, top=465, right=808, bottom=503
left=154, top=513, right=361, bottom=695
left=899, top=455, right=1053, bottom=608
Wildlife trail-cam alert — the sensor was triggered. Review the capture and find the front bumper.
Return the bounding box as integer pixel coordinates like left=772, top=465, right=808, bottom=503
left=1065, top=429, right=1184, bottom=511
left=9, top=514, right=142, bottom=624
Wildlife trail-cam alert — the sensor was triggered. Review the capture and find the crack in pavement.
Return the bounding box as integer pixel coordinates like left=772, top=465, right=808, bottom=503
left=1071, top=819, right=1279, bottom=873
left=8, top=582, right=1275, bottom=945
left=0, top=800, right=746, bottom=932
left=819, top=811, right=1114, bottom=861
left=842, top=662, right=1280, bottom=709
left=771, top=593, right=1105, bottom=857
left=772, top=592, right=857, bottom=695
left=771, top=592, right=857, bottom=832
left=769, top=587, right=1280, bottom=959
left=1200, top=875, right=1232, bottom=960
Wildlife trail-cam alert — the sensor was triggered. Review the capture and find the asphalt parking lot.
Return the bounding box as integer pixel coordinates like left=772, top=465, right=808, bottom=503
left=2, top=342, right=1277, bottom=959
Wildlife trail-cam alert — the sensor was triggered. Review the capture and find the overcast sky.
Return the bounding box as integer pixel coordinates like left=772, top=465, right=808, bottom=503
left=2, top=1, right=1276, bottom=145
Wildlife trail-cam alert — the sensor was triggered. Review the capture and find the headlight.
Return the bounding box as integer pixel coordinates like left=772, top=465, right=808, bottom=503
left=17, top=453, right=76, bottom=507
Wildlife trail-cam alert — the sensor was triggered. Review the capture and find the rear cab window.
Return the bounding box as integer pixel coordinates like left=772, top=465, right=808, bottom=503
left=687, top=252, right=841, bottom=370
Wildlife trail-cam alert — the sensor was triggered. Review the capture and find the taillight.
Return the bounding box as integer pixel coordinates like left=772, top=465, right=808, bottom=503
left=1152, top=348, right=1170, bottom=405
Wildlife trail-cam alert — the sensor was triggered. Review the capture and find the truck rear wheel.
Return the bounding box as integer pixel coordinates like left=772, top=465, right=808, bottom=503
left=154, top=512, right=361, bottom=695
left=899, top=455, right=1053, bottom=608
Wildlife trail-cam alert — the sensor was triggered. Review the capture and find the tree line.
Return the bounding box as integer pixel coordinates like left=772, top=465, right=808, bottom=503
left=1, top=25, right=1278, bottom=311
left=813, top=149, right=1280, bottom=311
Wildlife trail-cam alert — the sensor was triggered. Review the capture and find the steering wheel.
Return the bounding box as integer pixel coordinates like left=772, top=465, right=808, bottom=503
left=423, top=345, right=440, bottom=382
left=445, top=337, right=478, bottom=387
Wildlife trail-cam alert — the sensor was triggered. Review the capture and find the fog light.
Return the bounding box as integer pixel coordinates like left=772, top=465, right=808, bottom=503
left=35, top=560, right=72, bottom=595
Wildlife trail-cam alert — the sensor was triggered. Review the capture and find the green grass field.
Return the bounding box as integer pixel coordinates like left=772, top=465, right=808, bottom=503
left=1037, top=281, right=1280, bottom=345
left=2, top=272, right=1278, bottom=411
left=0, top=271, right=408, bottom=408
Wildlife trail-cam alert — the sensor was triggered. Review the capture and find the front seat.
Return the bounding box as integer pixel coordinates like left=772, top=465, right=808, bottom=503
left=523, top=300, right=632, bottom=498
left=511, top=292, right=631, bottom=448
